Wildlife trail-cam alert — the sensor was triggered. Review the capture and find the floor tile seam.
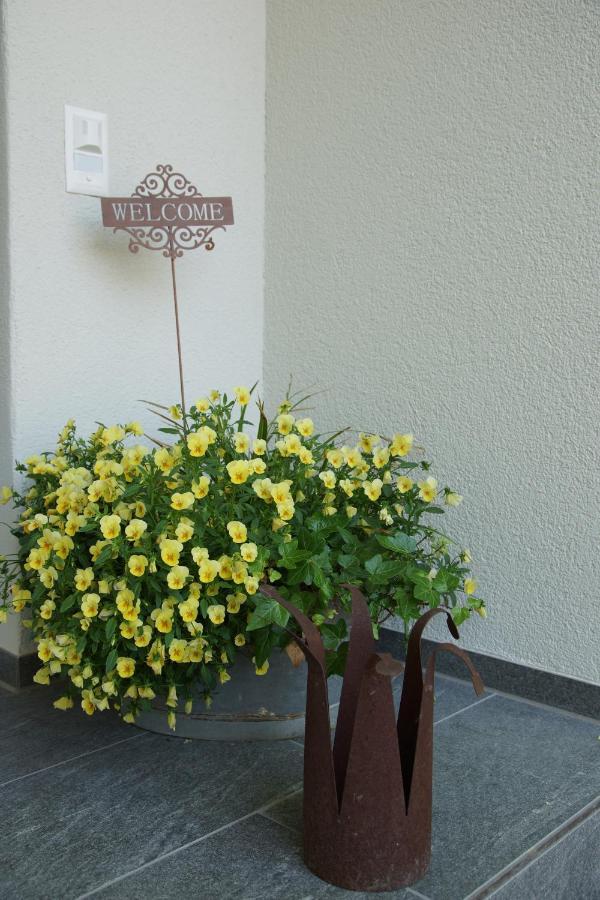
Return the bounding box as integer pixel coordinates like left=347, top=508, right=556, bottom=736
left=72, top=782, right=305, bottom=899
left=462, top=793, right=600, bottom=899
left=0, top=731, right=149, bottom=789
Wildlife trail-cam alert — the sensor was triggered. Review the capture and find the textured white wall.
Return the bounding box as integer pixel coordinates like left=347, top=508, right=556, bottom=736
left=0, top=0, right=265, bottom=655
left=265, top=0, right=600, bottom=683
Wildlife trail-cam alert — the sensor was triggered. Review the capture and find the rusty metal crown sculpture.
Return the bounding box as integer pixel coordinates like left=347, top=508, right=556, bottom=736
left=260, top=583, right=484, bottom=893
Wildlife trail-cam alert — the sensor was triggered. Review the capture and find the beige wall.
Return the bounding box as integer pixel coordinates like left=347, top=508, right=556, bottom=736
left=0, top=0, right=266, bottom=656
left=265, top=0, right=600, bottom=683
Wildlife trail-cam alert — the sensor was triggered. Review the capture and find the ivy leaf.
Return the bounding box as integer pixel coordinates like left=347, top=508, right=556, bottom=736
left=247, top=596, right=290, bottom=631
left=375, top=532, right=418, bottom=554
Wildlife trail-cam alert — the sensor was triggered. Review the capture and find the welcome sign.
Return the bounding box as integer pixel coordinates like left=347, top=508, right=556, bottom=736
left=101, top=196, right=234, bottom=228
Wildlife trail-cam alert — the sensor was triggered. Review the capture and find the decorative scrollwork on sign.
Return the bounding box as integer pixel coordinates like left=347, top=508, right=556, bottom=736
left=100, top=164, right=234, bottom=260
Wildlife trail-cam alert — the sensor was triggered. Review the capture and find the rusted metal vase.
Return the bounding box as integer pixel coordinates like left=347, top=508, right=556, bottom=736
left=260, top=584, right=484, bottom=892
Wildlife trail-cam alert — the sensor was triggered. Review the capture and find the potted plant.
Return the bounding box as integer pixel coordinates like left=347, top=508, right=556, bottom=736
left=0, top=385, right=484, bottom=737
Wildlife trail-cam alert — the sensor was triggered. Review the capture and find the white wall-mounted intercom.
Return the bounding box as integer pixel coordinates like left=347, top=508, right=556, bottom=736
left=65, top=105, right=108, bottom=196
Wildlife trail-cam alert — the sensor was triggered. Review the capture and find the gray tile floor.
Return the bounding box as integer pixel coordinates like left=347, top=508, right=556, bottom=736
left=0, top=675, right=598, bottom=900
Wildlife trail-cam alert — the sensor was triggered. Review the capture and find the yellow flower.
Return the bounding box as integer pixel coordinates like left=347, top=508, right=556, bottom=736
left=254, top=659, right=269, bottom=676
left=175, top=519, right=194, bottom=542
left=226, top=459, right=252, bottom=484
left=178, top=599, right=199, bottom=623
left=209, top=389, right=221, bottom=402
left=234, top=633, right=246, bottom=647
left=373, top=447, right=390, bottom=469
left=207, top=604, right=226, bottom=625
left=81, top=693, right=96, bottom=716
left=277, top=413, right=295, bottom=435
left=187, top=431, right=209, bottom=457
left=0, top=486, right=12, bottom=505
left=358, top=433, right=380, bottom=454
left=219, top=669, right=231, bottom=684
left=298, top=447, right=314, bottom=465
left=270, top=481, right=292, bottom=504
left=319, top=470, right=337, bottom=489
left=277, top=498, right=295, bottom=521
left=234, top=432, right=250, bottom=454
left=326, top=449, right=344, bottom=469
left=53, top=696, right=74, bottom=711
left=154, top=447, right=174, bottom=473
left=296, top=418, right=314, bottom=437
left=240, top=542, right=258, bottom=563
left=120, top=621, right=136, bottom=639
left=252, top=438, right=267, bottom=456
left=54, top=535, right=75, bottom=559
left=155, top=610, right=173, bottom=633
left=464, top=578, right=477, bottom=596
left=128, top=555, right=148, bottom=577
left=134, top=625, right=153, bottom=647
left=244, top=576, right=259, bottom=595
left=39, top=567, right=58, bottom=589
left=116, top=657, right=135, bottom=678
left=445, top=491, right=463, bottom=507
left=253, top=478, right=273, bottom=501
left=169, top=639, right=188, bottom=663
left=234, top=385, right=251, bottom=405
left=199, top=559, right=220, bottom=583
left=397, top=475, right=413, bottom=494
left=227, top=521, right=248, bottom=544
left=191, top=546, right=209, bottom=565
left=26, top=547, right=47, bottom=570
left=363, top=479, right=383, bottom=501
left=170, top=491, right=194, bottom=511
left=252, top=457, right=267, bottom=474
left=346, top=505, right=358, bottom=518
left=33, top=666, right=50, bottom=685
left=161, top=538, right=183, bottom=566
left=168, top=405, right=182, bottom=421
left=125, top=519, right=148, bottom=541
left=100, top=514, right=121, bottom=540
left=39, top=599, right=56, bottom=620
left=147, top=640, right=166, bottom=674
left=167, top=710, right=177, bottom=731
left=418, top=477, right=438, bottom=503
left=138, top=685, right=156, bottom=699
left=389, top=433, right=413, bottom=457
left=191, top=475, right=211, bottom=499
left=167, top=565, right=189, bottom=590
left=81, top=593, right=100, bottom=617
left=461, top=549, right=472, bottom=563
left=195, top=397, right=210, bottom=412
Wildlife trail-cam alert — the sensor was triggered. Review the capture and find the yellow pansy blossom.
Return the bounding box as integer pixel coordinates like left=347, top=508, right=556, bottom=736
left=199, top=559, right=220, bottom=583
left=170, top=492, right=194, bottom=511
left=191, top=546, right=209, bottom=565
left=128, top=555, right=148, bottom=577
left=40, top=599, right=56, bottom=620
left=244, top=576, right=259, bottom=595
left=397, top=475, right=413, bottom=494
left=155, top=609, right=173, bottom=633
left=254, top=659, right=269, bottom=676
left=147, top=640, right=166, bottom=674
left=134, top=625, right=153, bottom=647
left=270, top=481, right=292, bottom=504
left=252, top=438, right=267, bottom=455
left=326, top=449, right=344, bottom=469
left=178, top=599, right=199, bottom=623
left=418, top=477, right=438, bottom=503
left=207, top=604, right=226, bottom=625
left=298, top=447, right=314, bottom=465
left=319, top=470, right=337, bottom=489
left=100, top=515, right=121, bottom=540
left=167, top=565, right=189, bottom=590
left=390, top=433, right=414, bottom=457
left=34, top=666, right=51, bottom=685
left=27, top=548, right=49, bottom=570
left=0, top=486, right=12, bottom=505
left=373, top=447, right=390, bottom=469
left=240, top=542, right=258, bottom=563
left=39, top=567, right=58, bottom=589
left=160, top=538, right=183, bottom=566
left=234, top=432, right=250, bottom=454
left=363, top=479, right=383, bottom=501
left=251, top=457, right=267, bottom=474
left=169, top=639, right=188, bottom=663
left=296, top=418, right=314, bottom=437
left=464, top=578, right=477, bottom=595
left=81, top=593, right=100, bottom=617
left=125, top=519, right=148, bottom=541
left=234, top=634, right=246, bottom=647
left=195, top=397, right=210, bottom=412
left=227, top=521, right=247, bottom=544
left=253, top=478, right=273, bottom=501
left=445, top=491, right=463, bottom=507
left=234, top=385, right=251, bottom=405
left=175, top=519, right=194, bottom=542
left=358, top=433, right=379, bottom=454
left=191, top=475, right=211, bottom=499
left=277, top=498, right=295, bottom=521
left=53, top=696, right=74, bottom=711
left=277, top=413, right=295, bottom=435
left=154, top=447, right=174, bottom=473
left=116, top=657, right=135, bottom=678
left=226, top=459, right=252, bottom=484
left=187, top=431, right=209, bottom=457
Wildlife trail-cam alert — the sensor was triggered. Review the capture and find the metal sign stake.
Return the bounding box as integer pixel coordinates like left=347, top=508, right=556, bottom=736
left=100, top=164, right=234, bottom=417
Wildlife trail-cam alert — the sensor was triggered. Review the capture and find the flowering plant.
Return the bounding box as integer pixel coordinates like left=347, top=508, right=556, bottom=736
left=0, top=386, right=484, bottom=728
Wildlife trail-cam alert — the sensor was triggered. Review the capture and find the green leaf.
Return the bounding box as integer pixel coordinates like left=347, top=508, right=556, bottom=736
left=247, top=596, right=290, bottom=631
left=375, top=532, right=418, bottom=554
left=60, top=594, right=77, bottom=613
left=105, top=648, right=118, bottom=674
left=105, top=616, right=117, bottom=640
left=95, top=545, right=114, bottom=566
left=365, top=554, right=384, bottom=575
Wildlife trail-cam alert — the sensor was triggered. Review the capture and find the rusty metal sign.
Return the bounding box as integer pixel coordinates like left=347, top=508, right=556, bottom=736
left=260, top=583, right=484, bottom=892
left=99, top=164, right=234, bottom=412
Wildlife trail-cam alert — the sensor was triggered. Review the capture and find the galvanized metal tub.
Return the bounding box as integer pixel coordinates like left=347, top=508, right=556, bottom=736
left=134, top=649, right=342, bottom=740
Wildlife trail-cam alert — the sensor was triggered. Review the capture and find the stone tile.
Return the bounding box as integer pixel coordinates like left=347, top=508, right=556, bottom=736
left=261, top=786, right=303, bottom=833
left=0, top=684, right=135, bottom=785
left=419, top=695, right=600, bottom=899
left=0, top=733, right=304, bottom=900
left=91, top=814, right=415, bottom=899
left=484, top=805, right=600, bottom=899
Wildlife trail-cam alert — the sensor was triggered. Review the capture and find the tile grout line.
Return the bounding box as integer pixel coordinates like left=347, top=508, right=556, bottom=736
left=0, top=731, right=149, bottom=789
left=463, top=793, right=600, bottom=900
left=433, top=691, right=496, bottom=726
left=73, top=782, right=305, bottom=900
left=406, top=887, right=433, bottom=900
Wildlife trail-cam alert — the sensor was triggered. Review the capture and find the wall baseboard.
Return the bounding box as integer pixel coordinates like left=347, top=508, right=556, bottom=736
left=378, top=627, right=599, bottom=721
left=0, top=647, right=38, bottom=690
